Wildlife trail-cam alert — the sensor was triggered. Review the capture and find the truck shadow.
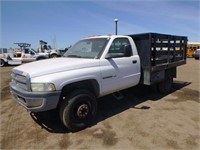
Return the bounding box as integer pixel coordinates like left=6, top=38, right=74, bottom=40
left=30, top=80, right=191, bottom=133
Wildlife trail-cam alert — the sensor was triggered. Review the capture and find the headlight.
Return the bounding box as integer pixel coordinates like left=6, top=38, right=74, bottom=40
left=31, top=83, right=56, bottom=92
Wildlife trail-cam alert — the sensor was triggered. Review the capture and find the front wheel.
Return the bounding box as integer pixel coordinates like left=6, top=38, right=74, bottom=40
left=0, top=59, right=5, bottom=67
left=50, top=54, right=58, bottom=58
left=59, top=90, right=97, bottom=131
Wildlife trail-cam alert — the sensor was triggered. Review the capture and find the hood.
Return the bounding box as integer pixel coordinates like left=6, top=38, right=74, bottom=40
left=13, top=58, right=99, bottom=78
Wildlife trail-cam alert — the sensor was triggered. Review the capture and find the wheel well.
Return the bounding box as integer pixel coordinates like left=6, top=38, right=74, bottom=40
left=59, top=79, right=100, bottom=102
left=51, top=53, right=57, bottom=55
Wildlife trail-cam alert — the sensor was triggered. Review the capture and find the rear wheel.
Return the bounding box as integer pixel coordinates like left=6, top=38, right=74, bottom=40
left=59, top=90, right=97, bottom=131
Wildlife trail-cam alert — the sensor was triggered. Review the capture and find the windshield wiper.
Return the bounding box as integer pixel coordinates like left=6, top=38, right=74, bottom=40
left=67, top=55, right=82, bottom=58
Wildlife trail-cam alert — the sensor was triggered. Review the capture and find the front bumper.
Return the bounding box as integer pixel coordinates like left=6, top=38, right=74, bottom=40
left=9, top=82, right=61, bottom=112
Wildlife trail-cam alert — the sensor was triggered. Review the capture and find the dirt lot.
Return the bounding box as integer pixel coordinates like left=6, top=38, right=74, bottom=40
left=0, top=58, right=200, bottom=150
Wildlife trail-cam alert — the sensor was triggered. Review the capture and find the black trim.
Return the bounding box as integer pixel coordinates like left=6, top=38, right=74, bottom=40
left=102, top=75, right=116, bottom=79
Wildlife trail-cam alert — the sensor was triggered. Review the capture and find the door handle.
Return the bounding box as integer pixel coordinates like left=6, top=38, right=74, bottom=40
left=132, top=60, right=137, bottom=64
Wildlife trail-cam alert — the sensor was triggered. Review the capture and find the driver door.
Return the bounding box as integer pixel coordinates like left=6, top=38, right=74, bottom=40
left=100, top=38, right=140, bottom=95
left=22, top=49, right=36, bottom=62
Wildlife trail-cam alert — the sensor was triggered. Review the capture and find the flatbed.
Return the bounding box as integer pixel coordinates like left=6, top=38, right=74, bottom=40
left=129, top=33, right=187, bottom=85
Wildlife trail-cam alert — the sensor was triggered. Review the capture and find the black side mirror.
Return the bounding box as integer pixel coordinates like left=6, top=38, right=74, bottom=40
left=124, top=45, right=132, bottom=57
left=105, top=53, right=125, bottom=59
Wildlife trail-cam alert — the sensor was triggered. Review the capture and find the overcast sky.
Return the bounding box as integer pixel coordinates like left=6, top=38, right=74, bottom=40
left=1, top=0, right=199, bottom=49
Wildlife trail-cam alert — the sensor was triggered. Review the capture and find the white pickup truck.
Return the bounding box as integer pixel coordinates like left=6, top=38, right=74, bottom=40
left=13, top=48, right=49, bottom=62
left=10, top=33, right=187, bottom=131
left=0, top=48, right=22, bottom=67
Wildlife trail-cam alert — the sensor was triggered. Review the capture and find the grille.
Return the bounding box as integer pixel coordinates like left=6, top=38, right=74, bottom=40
left=11, top=72, right=30, bottom=91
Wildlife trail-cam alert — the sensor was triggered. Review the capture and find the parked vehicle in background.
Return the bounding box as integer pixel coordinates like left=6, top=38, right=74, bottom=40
left=57, top=47, right=70, bottom=56
left=10, top=33, right=187, bottom=131
left=192, top=49, right=200, bottom=60
left=38, top=40, right=60, bottom=58
left=0, top=48, right=22, bottom=67
left=13, top=48, right=49, bottom=62
left=187, top=42, right=200, bottom=57
left=13, top=42, right=49, bottom=62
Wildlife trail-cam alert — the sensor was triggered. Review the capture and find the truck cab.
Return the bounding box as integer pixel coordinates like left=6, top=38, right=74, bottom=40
left=38, top=40, right=61, bottom=58
left=22, top=48, right=48, bottom=62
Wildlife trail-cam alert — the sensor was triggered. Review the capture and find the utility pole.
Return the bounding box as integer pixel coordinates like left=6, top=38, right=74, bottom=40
left=114, top=18, right=118, bottom=35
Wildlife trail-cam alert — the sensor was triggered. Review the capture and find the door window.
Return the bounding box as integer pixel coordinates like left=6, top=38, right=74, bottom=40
left=108, top=38, right=131, bottom=55
left=30, top=51, right=35, bottom=55
left=24, top=48, right=30, bottom=54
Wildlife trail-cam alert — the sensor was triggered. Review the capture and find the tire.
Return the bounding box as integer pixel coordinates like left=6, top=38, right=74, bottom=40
left=157, top=76, right=173, bottom=94
left=0, top=59, right=5, bottom=67
left=59, top=90, right=97, bottom=131
left=50, top=54, right=58, bottom=58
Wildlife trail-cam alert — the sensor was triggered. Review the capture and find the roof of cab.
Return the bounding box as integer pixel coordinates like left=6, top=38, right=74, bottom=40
left=82, top=34, right=129, bottom=40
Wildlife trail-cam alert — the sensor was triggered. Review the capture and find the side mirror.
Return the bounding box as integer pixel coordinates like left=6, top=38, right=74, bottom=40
left=105, top=53, right=125, bottom=59
left=124, top=45, right=132, bottom=57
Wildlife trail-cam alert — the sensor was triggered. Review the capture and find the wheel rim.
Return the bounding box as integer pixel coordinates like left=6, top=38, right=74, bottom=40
left=73, top=100, right=91, bottom=121
left=77, top=104, right=89, bottom=119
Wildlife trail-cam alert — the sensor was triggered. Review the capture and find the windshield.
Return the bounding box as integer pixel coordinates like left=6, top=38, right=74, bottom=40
left=64, top=38, right=109, bottom=59
left=31, top=49, right=37, bottom=53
